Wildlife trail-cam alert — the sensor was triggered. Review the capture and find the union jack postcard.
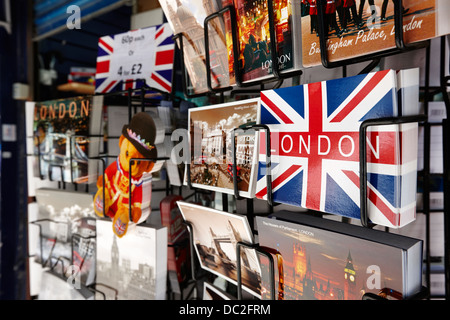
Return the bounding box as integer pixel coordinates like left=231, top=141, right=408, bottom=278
left=255, top=69, right=419, bottom=228
left=95, top=23, right=174, bottom=94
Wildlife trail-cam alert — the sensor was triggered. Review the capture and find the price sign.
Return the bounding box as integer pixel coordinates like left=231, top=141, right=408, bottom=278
left=109, top=28, right=156, bottom=81
left=95, top=23, right=175, bottom=94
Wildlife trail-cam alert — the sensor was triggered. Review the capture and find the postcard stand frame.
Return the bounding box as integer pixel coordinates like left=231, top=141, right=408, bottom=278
left=28, top=218, right=96, bottom=284
left=236, top=241, right=276, bottom=300
left=439, top=35, right=450, bottom=299
left=231, top=124, right=274, bottom=232
left=181, top=220, right=215, bottom=299
left=173, top=2, right=448, bottom=300
left=29, top=218, right=64, bottom=268
left=28, top=23, right=446, bottom=303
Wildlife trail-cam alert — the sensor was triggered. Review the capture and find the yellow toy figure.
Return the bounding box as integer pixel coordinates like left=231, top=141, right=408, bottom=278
left=94, top=112, right=157, bottom=237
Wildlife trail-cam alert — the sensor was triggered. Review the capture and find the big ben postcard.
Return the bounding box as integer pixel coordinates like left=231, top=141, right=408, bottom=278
left=257, top=212, right=423, bottom=300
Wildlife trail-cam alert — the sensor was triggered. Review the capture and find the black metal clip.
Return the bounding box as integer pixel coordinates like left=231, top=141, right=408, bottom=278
left=359, top=114, right=427, bottom=228
left=236, top=241, right=275, bottom=300
left=362, top=285, right=429, bottom=300
left=172, top=32, right=213, bottom=99
left=231, top=124, right=273, bottom=206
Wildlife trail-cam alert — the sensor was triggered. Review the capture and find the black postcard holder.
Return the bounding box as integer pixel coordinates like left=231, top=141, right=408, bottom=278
left=362, top=286, right=429, bottom=300
left=183, top=220, right=276, bottom=300
left=236, top=241, right=276, bottom=300
left=29, top=218, right=95, bottom=274
left=181, top=220, right=209, bottom=300
left=33, top=136, right=66, bottom=188
left=230, top=124, right=274, bottom=228
left=90, top=283, right=119, bottom=300
left=29, top=218, right=61, bottom=268
left=49, top=232, right=96, bottom=279
left=71, top=232, right=96, bottom=268
left=30, top=217, right=114, bottom=299
left=203, top=5, right=236, bottom=94
left=266, top=0, right=303, bottom=81
left=231, top=124, right=273, bottom=206
left=172, top=33, right=213, bottom=99
left=359, top=114, right=428, bottom=228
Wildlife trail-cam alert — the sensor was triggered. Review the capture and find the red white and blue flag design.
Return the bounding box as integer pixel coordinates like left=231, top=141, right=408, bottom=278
left=256, top=70, right=418, bottom=228
left=95, top=23, right=174, bottom=94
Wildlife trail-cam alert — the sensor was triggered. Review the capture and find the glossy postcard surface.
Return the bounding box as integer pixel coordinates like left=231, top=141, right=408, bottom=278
left=188, top=98, right=260, bottom=198
left=257, top=215, right=417, bottom=300
left=301, top=0, right=437, bottom=67
left=177, top=201, right=261, bottom=298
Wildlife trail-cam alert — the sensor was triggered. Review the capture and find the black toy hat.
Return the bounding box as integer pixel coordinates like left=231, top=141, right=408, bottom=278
left=122, top=112, right=158, bottom=159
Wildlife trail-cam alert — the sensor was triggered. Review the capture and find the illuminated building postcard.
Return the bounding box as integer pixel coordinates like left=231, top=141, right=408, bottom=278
left=256, top=212, right=423, bottom=300
left=223, top=0, right=302, bottom=83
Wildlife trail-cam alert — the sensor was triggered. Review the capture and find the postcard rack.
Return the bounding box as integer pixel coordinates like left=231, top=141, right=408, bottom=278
left=29, top=81, right=184, bottom=298
left=31, top=80, right=172, bottom=190
left=30, top=218, right=96, bottom=271
left=28, top=218, right=99, bottom=297
left=169, top=0, right=449, bottom=301
left=27, top=4, right=449, bottom=300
